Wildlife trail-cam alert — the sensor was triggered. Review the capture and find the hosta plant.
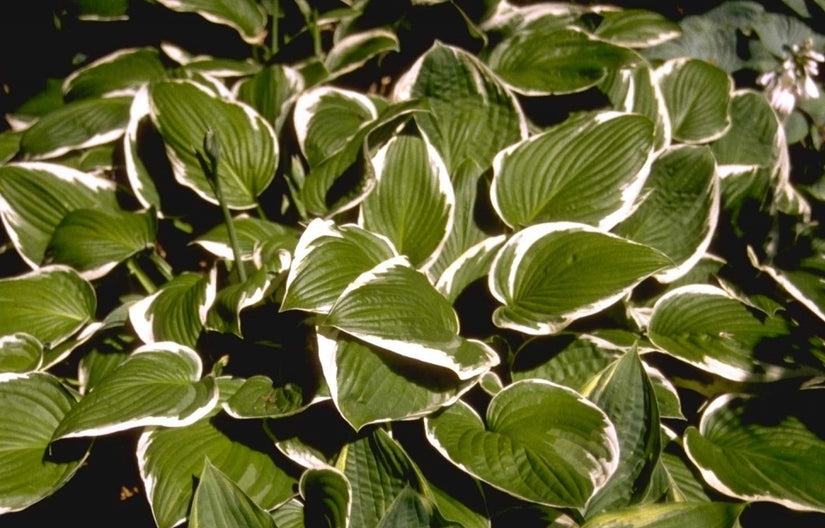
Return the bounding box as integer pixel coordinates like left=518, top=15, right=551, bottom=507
left=2, top=0, right=825, bottom=526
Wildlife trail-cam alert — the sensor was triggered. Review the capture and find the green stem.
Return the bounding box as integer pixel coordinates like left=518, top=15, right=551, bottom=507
left=127, top=258, right=157, bottom=294
left=150, top=252, right=174, bottom=281
left=270, top=0, right=279, bottom=57
left=219, top=192, right=247, bottom=283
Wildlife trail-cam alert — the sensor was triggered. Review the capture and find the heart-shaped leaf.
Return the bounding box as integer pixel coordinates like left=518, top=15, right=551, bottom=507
left=359, top=134, right=454, bottom=271
left=0, top=373, right=90, bottom=513
left=155, top=0, right=267, bottom=45
left=149, top=80, right=278, bottom=209
left=491, top=112, right=655, bottom=229
left=63, top=47, right=167, bottom=100
left=53, top=342, right=218, bottom=438
left=393, top=42, right=527, bottom=173
left=0, top=162, right=120, bottom=267
left=0, top=266, right=96, bottom=346
left=685, top=392, right=825, bottom=512
left=425, top=379, right=618, bottom=508
left=489, top=223, right=670, bottom=335
left=325, top=256, right=500, bottom=380
left=189, top=460, right=278, bottom=528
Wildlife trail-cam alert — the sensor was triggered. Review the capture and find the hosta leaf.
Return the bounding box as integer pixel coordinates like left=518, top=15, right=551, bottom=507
left=359, top=134, right=454, bottom=271
left=189, top=460, right=278, bottom=528
left=77, top=331, right=134, bottom=394
left=645, top=365, right=685, bottom=420
left=339, top=429, right=422, bottom=528
left=600, top=65, right=670, bottom=151
left=648, top=285, right=791, bottom=381
left=489, top=223, right=670, bottom=335
left=658, top=447, right=711, bottom=502
left=685, top=392, right=825, bottom=512
left=46, top=208, right=157, bottom=279
left=223, top=375, right=311, bottom=419
left=0, top=373, right=90, bottom=513
left=376, top=487, right=431, bottom=528
left=0, top=162, right=119, bottom=266
left=582, top=501, right=744, bottom=527
left=195, top=215, right=298, bottom=261
left=138, top=415, right=297, bottom=528
left=655, top=58, right=732, bottom=143
left=0, top=333, right=43, bottom=373
left=748, top=247, right=825, bottom=324
left=234, top=64, right=303, bottom=133
left=155, top=0, right=267, bottom=45
left=425, top=379, right=618, bottom=508
left=487, top=27, right=639, bottom=95
left=0, top=266, right=95, bottom=346
left=594, top=9, right=682, bottom=47
left=325, top=29, right=400, bottom=77
left=129, top=270, right=216, bottom=347
left=281, top=219, right=397, bottom=314
left=317, top=329, right=476, bottom=430
left=69, top=0, right=130, bottom=20
left=393, top=42, right=527, bottom=173
left=149, top=80, right=278, bottom=209
left=583, top=350, right=661, bottom=517
left=53, top=342, right=218, bottom=438
left=63, top=47, right=167, bottom=100
left=491, top=112, right=655, bottom=229
left=19, top=96, right=131, bottom=159
left=301, top=467, right=351, bottom=528
left=124, top=86, right=161, bottom=211
left=293, top=87, right=376, bottom=168
left=613, top=145, right=719, bottom=283
left=325, top=256, right=500, bottom=380
left=436, top=235, right=506, bottom=304
left=178, top=57, right=261, bottom=78
left=271, top=499, right=305, bottom=528
left=0, top=130, right=21, bottom=164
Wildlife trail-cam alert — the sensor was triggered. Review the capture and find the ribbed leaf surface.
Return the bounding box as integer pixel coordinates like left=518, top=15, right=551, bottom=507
left=582, top=502, right=744, bottom=527
left=594, top=9, right=682, bottom=47
left=325, top=29, right=400, bottom=77
left=234, top=64, right=303, bottom=133
left=155, top=0, right=267, bottom=44
left=301, top=467, right=352, bottom=528
left=189, top=460, right=278, bottom=528
left=63, top=47, right=166, bottom=100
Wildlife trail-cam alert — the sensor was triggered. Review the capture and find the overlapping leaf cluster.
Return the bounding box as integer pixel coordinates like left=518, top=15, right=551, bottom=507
left=1, top=0, right=825, bottom=526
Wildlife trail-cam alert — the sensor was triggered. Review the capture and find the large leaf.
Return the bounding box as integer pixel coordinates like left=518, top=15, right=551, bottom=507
left=359, top=134, right=454, bottom=271
left=583, top=350, right=661, bottom=517
left=613, top=145, right=719, bottom=283
left=281, top=219, right=397, bottom=314
left=594, top=9, right=682, bottom=48
left=0, top=266, right=95, bottom=347
left=0, top=373, right=90, bottom=513
left=425, top=379, right=618, bottom=508
left=491, top=112, right=655, bottom=229
left=138, top=414, right=297, bottom=528
left=317, top=329, right=476, bottom=431
left=648, top=285, right=791, bottom=381
left=582, top=501, right=744, bottom=527
left=53, top=342, right=218, bottom=438
left=46, top=208, right=157, bottom=279
left=0, top=162, right=120, bottom=266
left=325, top=256, right=500, bottom=380
left=155, top=0, right=267, bottom=44
left=62, top=47, right=167, bottom=100
left=685, top=392, right=825, bottom=513
left=189, top=460, right=278, bottom=528
left=393, top=42, right=527, bottom=173
left=489, top=223, right=671, bottom=335
left=19, top=96, right=132, bottom=159
left=487, top=27, right=639, bottom=95
left=129, top=270, right=216, bottom=347
left=149, top=80, right=278, bottom=209
left=655, top=58, right=732, bottom=143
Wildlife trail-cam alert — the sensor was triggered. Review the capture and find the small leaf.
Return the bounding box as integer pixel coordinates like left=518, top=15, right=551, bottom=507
left=223, top=375, right=312, bottom=419
left=129, top=270, right=216, bottom=347
left=281, top=219, right=397, bottom=314
left=394, top=42, right=527, bottom=173
left=47, top=208, right=157, bottom=279
left=325, top=256, right=500, bottom=380
left=601, top=65, right=671, bottom=151
left=0, top=266, right=96, bottom=346
left=195, top=215, right=298, bottom=261
left=325, top=29, right=400, bottom=77
left=301, top=467, right=352, bottom=528
left=594, top=9, right=682, bottom=47
left=655, top=58, right=733, bottom=143
left=685, top=392, right=825, bottom=512
left=648, top=285, right=791, bottom=381
left=489, top=223, right=670, bottom=335
left=20, top=96, right=132, bottom=159
left=436, top=235, right=507, bottom=304
left=155, top=0, right=267, bottom=45
left=488, top=27, right=639, bottom=95
left=234, top=64, right=303, bottom=133
left=582, top=501, right=744, bottom=527
left=491, top=112, right=655, bottom=229
left=0, top=130, right=21, bottom=164
left=0, top=333, right=43, bottom=373
left=189, top=460, right=278, bottom=528
left=425, top=379, right=618, bottom=508
left=0, top=373, right=91, bottom=513
left=149, top=80, right=278, bottom=209
left=53, top=342, right=218, bottom=438
left=63, top=47, right=166, bottom=100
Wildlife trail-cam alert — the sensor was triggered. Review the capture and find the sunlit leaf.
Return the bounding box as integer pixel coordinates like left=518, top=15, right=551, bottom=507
left=63, top=47, right=166, bottom=100
left=600, top=64, right=670, bottom=151
left=234, top=64, right=303, bottom=133
left=195, top=215, right=297, bottom=261
left=491, top=112, right=655, bottom=229
left=489, top=223, right=670, bottom=335
left=425, top=379, right=618, bottom=508
left=436, top=235, right=506, bottom=304
left=0, top=373, right=90, bottom=513
left=189, top=460, right=278, bottom=528
left=0, top=130, right=21, bottom=164
left=223, top=375, right=312, bottom=419
left=582, top=501, right=744, bottom=527
left=155, top=0, right=268, bottom=45
left=325, top=29, right=400, bottom=77
left=594, top=9, right=682, bottom=47
left=511, top=333, right=621, bottom=390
